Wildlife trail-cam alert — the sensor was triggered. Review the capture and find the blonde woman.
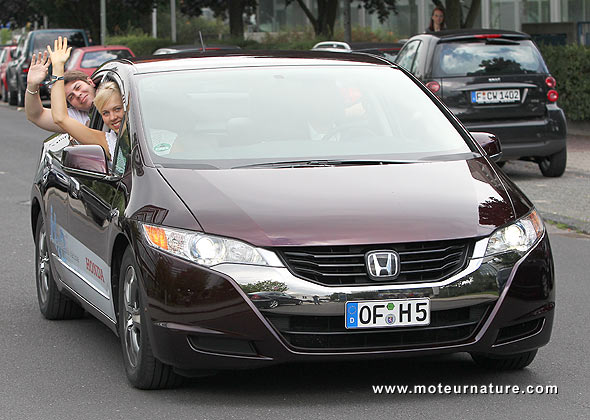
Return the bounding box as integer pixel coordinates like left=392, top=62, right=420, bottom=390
left=48, top=36, right=123, bottom=160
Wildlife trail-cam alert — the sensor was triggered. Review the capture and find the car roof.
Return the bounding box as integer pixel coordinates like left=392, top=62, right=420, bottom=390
left=121, top=50, right=394, bottom=74
left=421, top=28, right=531, bottom=42
left=75, top=45, right=132, bottom=52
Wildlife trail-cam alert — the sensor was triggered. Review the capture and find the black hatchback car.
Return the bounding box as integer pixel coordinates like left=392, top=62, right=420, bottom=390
left=395, top=29, right=567, bottom=177
left=31, top=51, right=554, bottom=389
left=6, top=29, right=89, bottom=106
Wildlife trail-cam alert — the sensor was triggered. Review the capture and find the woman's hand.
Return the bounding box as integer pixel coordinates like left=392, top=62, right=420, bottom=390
left=46, top=36, right=71, bottom=70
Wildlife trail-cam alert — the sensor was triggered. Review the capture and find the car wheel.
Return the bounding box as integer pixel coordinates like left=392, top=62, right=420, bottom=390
left=16, top=86, right=24, bottom=107
left=7, top=85, right=17, bottom=106
left=539, top=148, right=567, bottom=177
left=35, top=213, right=85, bottom=320
left=269, top=299, right=279, bottom=309
left=118, top=247, right=182, bottom=389
left=470, top=349, right=537, bottom=370
left=2, top=83, right=8, bottom=103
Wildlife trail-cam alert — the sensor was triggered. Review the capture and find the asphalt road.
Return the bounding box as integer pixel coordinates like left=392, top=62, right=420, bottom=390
left=1, top=105, right=589, bottom=419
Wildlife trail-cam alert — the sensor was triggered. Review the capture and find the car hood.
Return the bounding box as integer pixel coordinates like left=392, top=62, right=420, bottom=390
left=158, top=158, right=520, bottom=247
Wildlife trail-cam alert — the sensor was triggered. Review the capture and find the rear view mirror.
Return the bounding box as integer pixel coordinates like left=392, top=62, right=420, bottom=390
left=62, top=145, right=108, bottom=175
left=471, top=132, right=502, bottom=162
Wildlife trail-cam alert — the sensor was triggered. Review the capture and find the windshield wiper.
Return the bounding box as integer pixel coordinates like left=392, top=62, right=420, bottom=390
left=232, top=159, right=418, bottom=169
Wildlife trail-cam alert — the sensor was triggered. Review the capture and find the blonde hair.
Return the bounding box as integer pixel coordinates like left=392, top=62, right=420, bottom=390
left=93, top=81, right=122, bottom=113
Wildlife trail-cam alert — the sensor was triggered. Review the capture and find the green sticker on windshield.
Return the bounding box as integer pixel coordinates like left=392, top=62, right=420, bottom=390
left=154, top=143, right=171, bottom=154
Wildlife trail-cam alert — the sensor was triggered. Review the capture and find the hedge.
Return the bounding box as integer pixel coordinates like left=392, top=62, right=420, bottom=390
left=539, top=44, right=590, bottom=121
left=106, top=35, right=173, bottom=56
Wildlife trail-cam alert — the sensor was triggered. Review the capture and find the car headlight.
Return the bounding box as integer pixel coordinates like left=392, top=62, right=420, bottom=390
left=485, top=210, right=544, bottom=257
left=141, top=223, right=276, bottom=267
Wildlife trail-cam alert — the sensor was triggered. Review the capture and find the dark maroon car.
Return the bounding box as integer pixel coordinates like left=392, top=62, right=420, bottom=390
left=30, top=51, right=555, bottom=389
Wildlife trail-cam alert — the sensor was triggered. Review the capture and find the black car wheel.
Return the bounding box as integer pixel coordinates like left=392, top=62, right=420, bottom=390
left=7, top=84, right=17, bottom=105
left=471, top=349, right=537, bottom=370
left=16, top=86, right=24, bottom=107
left=539, top=148, right=567, bottom=177
left=269, top=299, right=279, bottom=309
left=35, top=213, right=84, bottom=320
left=118, top=247, right=182, bottom=389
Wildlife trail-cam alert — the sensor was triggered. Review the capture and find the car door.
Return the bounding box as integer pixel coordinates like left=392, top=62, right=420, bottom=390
left=41, top=134, right=78, bottom=286
left=63, top=74, right=130, bottom=322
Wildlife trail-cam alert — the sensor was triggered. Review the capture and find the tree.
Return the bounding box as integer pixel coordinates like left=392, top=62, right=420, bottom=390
left=431, top=0, right=481, bottom=29
left=288, top=0, right=399, bottom=38
left=0, top=0, right=166, bottom=42
left=180, top=0, right=257, bottom=39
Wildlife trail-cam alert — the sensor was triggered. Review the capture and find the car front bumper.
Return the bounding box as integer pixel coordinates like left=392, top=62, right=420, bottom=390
left=135, top=233, right=555, bottom=372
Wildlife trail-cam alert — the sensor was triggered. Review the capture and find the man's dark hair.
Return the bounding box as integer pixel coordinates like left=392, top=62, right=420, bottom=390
left=64, top=70, right=90, bottom=84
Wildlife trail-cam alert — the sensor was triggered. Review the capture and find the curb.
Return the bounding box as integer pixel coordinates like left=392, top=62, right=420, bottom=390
left=540, top=211, right=590, bottom=236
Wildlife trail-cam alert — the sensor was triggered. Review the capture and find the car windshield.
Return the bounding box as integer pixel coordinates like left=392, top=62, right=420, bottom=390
left=432, top=40, right=546, bottom=77
left=136, top=65, right=472, bottom=169
left=32, top=31, right=86, bottom=53
left=81, top=50, right=132, bottom=68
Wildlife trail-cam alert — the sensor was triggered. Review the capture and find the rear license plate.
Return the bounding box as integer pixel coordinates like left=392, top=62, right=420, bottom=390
left=345, top=298, right=430, bottom=329
left=471, top=89, right=520, bottom=104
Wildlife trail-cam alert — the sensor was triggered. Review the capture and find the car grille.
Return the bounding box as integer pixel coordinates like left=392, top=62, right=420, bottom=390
left=264, top=304, right=491, bottom=351
left=275, top=239, right=472, bottom=286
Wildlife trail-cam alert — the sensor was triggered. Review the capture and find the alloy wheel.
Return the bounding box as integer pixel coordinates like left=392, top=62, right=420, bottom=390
left=123, top=265, right=141, bottom=368
left=37, top=230, right=50, bottom=305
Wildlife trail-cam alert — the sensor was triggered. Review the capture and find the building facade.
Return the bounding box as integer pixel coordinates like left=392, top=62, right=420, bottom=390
left=255, top=0, right=590, bottom=41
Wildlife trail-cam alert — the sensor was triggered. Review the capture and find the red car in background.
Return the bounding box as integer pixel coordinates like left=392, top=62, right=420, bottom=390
left=65, top=45, right=135, bottom=77
left=1, top=45, right=17, bottom=102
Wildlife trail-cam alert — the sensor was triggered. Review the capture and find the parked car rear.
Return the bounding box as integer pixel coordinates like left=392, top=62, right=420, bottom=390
left=0, top=45, right=16, bottom=102
left=6, top=29, right=90, bottom=106
left=65, top=45, right=135, bottom=77
left=395, top=29, right=567, bottom=177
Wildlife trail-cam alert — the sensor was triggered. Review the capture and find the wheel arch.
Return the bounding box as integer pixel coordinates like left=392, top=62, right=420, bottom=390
left=111, top=233, right=131, bottom=328
left=31, top=197, right=41, bottom=239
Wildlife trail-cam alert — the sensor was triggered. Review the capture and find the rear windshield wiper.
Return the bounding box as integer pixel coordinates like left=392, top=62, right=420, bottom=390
left=233, top=159, right=419, bottom=169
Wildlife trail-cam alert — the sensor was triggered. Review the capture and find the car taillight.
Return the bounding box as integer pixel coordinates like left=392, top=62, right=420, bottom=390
left=474, top=34, right=502, bottom=39
left=547, top=90, right=558, bottom=102
left=426, top=81, right=440, bottom=93
left=545, top=76, right=556, bottom=88
left=250, top=294, right=261, bottom=300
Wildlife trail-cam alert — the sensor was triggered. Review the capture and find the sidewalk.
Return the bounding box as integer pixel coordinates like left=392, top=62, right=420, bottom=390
left=567, top=120, right=590, bottom=137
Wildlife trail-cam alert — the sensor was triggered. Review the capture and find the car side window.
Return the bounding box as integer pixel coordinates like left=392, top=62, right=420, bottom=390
left=395, top=40, right=421, bottom=74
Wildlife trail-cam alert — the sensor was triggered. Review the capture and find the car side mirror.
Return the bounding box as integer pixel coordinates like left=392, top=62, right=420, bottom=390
left=62, top=145, right=108, bottom=176
left=471, top=132, right=503, bottom=162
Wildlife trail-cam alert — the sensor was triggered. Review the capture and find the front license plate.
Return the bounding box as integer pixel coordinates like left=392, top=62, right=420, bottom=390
left=345, top=298, right=430, bottom=329
left=471, top=89, right=520, bottom=104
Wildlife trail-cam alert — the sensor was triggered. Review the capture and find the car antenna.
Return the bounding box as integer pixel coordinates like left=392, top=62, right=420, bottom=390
left=199, top=31, right=205, bottom=52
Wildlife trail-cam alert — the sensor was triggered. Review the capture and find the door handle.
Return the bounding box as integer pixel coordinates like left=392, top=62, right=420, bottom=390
left=69, top=178, right=81, bottom=199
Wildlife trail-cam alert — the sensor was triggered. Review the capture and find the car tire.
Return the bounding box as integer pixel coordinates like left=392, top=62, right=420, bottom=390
left=539, top=148, right=567, bottom=177
left=470, top=349, right=537, bottom=370
left=269, top=299, right=279, bottom=309
left=118, top=247, right=183, bottom=389
left=7, top=85, right=17, bottom=106
left=16, top=85, right=24, bottom=107
left=35, top=213, right=85, bottom=320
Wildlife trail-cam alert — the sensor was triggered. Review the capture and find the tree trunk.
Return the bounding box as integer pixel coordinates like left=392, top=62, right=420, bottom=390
left=228, top=0, right=244, bottom=39
left=463, top=0, right=481, bottom=28
left=444, top=0, right=462, bottom=29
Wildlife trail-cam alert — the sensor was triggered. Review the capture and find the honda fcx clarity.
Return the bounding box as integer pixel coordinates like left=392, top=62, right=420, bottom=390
left=31, top=50, right=555, bottom=389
